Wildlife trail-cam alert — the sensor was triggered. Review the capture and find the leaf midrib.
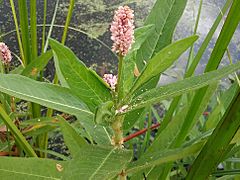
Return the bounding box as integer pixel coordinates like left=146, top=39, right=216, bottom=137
left=89, top=148, right=115, bottom=180
left=0, top=81, right=93, bottom=116
left=54, top=45, right=105, bottom=103
left=148, top=0, right=176, bottom=56
left=0, top=168, right=60, bottom=180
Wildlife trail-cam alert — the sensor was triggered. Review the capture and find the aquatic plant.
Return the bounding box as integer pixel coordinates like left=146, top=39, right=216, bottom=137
left=0, top=0, right=239, bottom=179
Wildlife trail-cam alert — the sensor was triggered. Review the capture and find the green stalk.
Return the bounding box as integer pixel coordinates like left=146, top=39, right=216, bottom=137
left=9, top=0, right=25, bottom=65
left=30, top=0, right=37, bottom=59
left=30, top=0, right=41, bottom=120
left=177, top=0, right=240, bottom=144
left=186, top=0, right=203, bottom=70
left=117, top=55, right=123, bottom=104
left=41, top=0, right=47, bottom=53
left=61, top=0, right=75, bottom=44
left=187, top=89, right=240, bottom=179
left=227, top=49, right=240, bottom=86
left=0, top=105, right=37, bottom=157
left=111, top=54, right=125, bottom=147
left=155, top=2, right=234, bottom=178
left=169, top=4, right=240, bottom=178
left=35, top=0, right=48, bottom=158
left=46, top=0, right=75, bottom=117
left=44, top=0, right=60, bottom=53
left=44, top=0, right=75, bottom=155
left=140, top=106, right=152, bottom=155
left=157, top=0, right=232, bottom=134
left=186, top=0, right=233, bottom=77
left=18, top=0, right=31, bottom=65
left=111, top=115, right=124, bottom=148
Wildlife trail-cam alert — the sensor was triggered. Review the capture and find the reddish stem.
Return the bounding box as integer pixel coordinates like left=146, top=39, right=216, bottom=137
left=123, top=123, right=160, bottom=142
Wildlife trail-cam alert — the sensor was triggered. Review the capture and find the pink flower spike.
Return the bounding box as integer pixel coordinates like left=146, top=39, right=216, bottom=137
left=103, top=74, right=118, bottom=90
left=0, top=42, right=12, bottom=65
left=110, top=6, right=135, bottom=56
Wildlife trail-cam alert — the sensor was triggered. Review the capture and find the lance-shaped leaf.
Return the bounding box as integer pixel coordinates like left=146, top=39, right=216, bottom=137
left=130, top=35, right=198, bottom=94
left=0, top=157, right=67, bottom=179
left=58, top=116, right=87, bottom=158
left=49, top=39, right=112, bottom=111
left=21, top=50, right=53, bottom=79
left=0, top=105, right=37, bottom=157
left=126, top=141, right=204, bottom=174
left=63, top=145, right=132, bottom=180
left=187, top=89, right=240, bottom=179
left=119, top=25, right=155, bottom=99
left=128, top=62, right=240, bottom=112
left=136, top=0, right=188, bottom=70
left=0, top=74, right=93, bottom=120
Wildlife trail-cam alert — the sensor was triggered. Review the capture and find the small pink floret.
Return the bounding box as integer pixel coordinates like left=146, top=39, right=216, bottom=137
left=110, top=6, right=134, bottom=56
left=103, top=74, right=117, bottom=90
left=0, top=42, right=12, bottom=65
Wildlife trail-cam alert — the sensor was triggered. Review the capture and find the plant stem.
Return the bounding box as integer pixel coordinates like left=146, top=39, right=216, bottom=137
left=116, top=55, right=123, bottom=105
left=9, top=0, right=25, bottom=65
left=123, top=123, right=160, bottom=142
left=186, top=0, right=203, bottom=70
left=41, top=0, right=47, bottom=53
left=18, top=0, right=31, bottom=65
left=46, top=0, right=75, bottom=117
left=61, top=0, right=75, bottom=44
left=111, top=115, right=124, bottom=148
left=30, top=0, right=37, bottom=59
left=111, top=54, right=125, bottom=148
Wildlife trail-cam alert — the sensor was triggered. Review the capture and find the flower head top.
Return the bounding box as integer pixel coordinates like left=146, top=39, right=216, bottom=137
left=0, top=42, right=12, bottom=65
left=110, top=6, right=134, bottom=56
left=103, top=74, right=117, bottom=90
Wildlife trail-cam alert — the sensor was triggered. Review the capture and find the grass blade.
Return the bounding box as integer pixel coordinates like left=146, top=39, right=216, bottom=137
left=186, top=89, right=240, bottom=179
left=0, top=105, right=37, bottom=157
left=18, top=0, right=31, bottom=65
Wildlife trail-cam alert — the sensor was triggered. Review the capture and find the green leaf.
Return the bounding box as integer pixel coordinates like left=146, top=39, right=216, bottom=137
left=0, top=105, right=37, bottom=157
left=123, top=0, right=188, bottom=132
left=63, top=145, right=132, bottom=180
left=0, top=157, right=67, bottom=179
left=10, top=65, right=24, bottom=74
left=20, top=117, right=58, bottom=136
left=204, top=0, right=240, bottom=73
left=205, top=82, right=239, bottom=131
left=123, top=108, right=147, bottom=132
left=120, top=25, right=155, bottom=97
left=21, top=50, right=53, bottom=79
left=128, top=62, right=240, bottom=112
left=186, top=89, right=240, bottom=179
left=94, top=101, right=115, bottom=125
left=0, top=74, right=93, bottom=119
left=58, top=115, right=87, bottom=158
left=136, top=0, right=188, bottom=70
left=130, top=35, right=198, bottom=94
left=134, top=105, right=190, bottom=178
left=126, top=141, right=204, bottom=174
left=185, top=0, right=232, bottom=78
left=159, top=0, right=233, bottom=136
left=174, top=0, right=239, bottom=145
left=77, top=115, right=112, bottom=145
left=49, top=39, right=112, bottom=111
left=147, top=106, right=190, bottom=153
left=18, top=0, right=31, bottom=65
